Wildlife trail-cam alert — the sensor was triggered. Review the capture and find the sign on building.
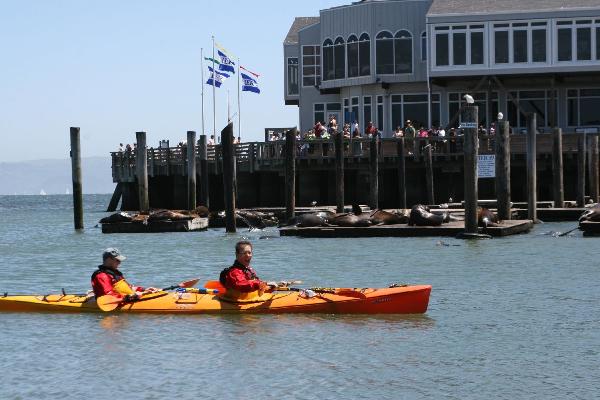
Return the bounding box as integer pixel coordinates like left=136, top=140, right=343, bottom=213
left=478, top=154, right=495, bottom=178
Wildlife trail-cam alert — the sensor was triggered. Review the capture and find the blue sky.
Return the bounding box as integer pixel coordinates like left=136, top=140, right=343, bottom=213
left=0, top=0, right=342, bottom=162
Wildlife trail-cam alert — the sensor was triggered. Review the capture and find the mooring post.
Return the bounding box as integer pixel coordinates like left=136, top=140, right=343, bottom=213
left=462, top=105, right=479, bottom=234
left=221, top=123, right=236, bottom=232
left=397, top=138, right=406, bottom=209
left=69, top=127, right=84, bottom=230
left=526, top=114, right=537, bottom=222
left=335, top=129, right=345, bottom=213
left=135, top=131, right=149, bottom=213
left=577, top=132, right=586, bottom=207
left=186, top=130, right=197, bottom=210
left=495, top=120, right=511, bottom=220
left=106, top=183, right=122, bottom=212
left=285, top=127, right=297, bottom=221
left=589, top=135, right=599, bottom=203
left=198, top=135, right=209, bottom=208
left=425, top=142, right=434, bottom=205
left=369, top=134, right=379, bottom=209
left=552, top=127, right=564, bottom=208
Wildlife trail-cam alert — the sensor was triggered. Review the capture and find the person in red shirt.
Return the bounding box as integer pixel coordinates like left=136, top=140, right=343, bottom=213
left=221, top=241, right=274, bottom=296
left=91, top=248, right=157, bottom=299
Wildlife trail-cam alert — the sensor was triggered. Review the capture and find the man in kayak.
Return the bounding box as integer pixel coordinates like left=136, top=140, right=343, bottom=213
left=220, top=241, right=274, bottom=297
left=91, top=248, right=158, bottom=299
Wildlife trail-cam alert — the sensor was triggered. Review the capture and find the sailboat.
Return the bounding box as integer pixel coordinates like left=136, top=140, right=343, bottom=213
left=65, top=188, right=70, bottom=195
left=40, top=189, right=47, bottom=196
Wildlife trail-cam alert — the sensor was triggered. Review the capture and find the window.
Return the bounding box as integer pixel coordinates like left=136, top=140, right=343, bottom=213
left=286, top=58, right=298, bottom=96
left=532, top=28, right=547, bottom=62
left=556, top=19, right=600, bottom=62
left=567, top=88, right=600, bottom=126
left=471, top=31, right=484, bottom=64
left=347, top=35, right=359, bottom=77
left=506, top=90, right=556, bottom=128
left=314, top=103, right=341, bottom=125
left=359, top=33, right=371, bottom=76
left=334, top=37, right=346, bottom=79
left=434, top=24, right=484, bottom=67
left=394, top=30, right=413, bottom=73
left=577, top=25, right=591, bottom=61
left=322, top=39, right=334, bottom=81
left=421, top=31, right=427, bottom=61
left=302, top=46, right=321, bottom=87
left=343, top=98, right=349, bottom=126
left=492, top=21, right=548, bottom=64
left=391, top=94, right=441, bottom=132
left=351, top=97, right=359, bottom=124
left=363, top=96, right=372, bottom=132
left=314, top=103, right=325, bottom=125
left=494, top=28, right=509, bottom=63
left=513, top=28, right=528, bottom=63
left=557, top=24, right=572, bottom=61
left=435, top=28, right=449, bottom=66
left=453, top=29, right=466, bottom=65
left=448, top=92, right=498, bottom=128
left=377, top=95, right=385, bottom=133
left=376, top=31, right=394, bottom=74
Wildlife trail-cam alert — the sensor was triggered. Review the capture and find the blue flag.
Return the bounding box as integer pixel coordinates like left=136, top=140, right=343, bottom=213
left=217, top=50, right=235, bottom=74
left=206, top=66, right=229, bottom=88
left=241, top=72, right=260, bottom=94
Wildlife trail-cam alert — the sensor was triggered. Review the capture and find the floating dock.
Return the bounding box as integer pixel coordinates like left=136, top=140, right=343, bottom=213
left=579, top=221, right=600, bottom=236
left=101, top=217, right=208, bottom=234
left=279, top=220, right=533, bottom=238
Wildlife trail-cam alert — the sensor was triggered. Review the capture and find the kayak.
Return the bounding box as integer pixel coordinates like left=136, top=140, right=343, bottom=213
left=0, top=285, right=431, bottom=314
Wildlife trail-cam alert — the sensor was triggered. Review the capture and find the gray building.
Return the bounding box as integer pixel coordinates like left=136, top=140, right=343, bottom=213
left=284, top=0, right=600, bottom=136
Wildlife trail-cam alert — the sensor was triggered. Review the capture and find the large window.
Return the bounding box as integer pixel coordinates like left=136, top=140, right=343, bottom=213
left=492, top=21, right=548, bottom=65
left=347, top=33, right=370, bottom=77
left=322, top=39, right=334, bottom=81
left=314, top=103, right=341, bottom=125
left=506, top=90, right=557, bottom=128
left=287, top=58, right=298, bottom=96
left=555, top=19, right=600, bottom=62
left=394, top=30, right=413, bottom=73
left=302, top=46, right=321, bottom=87
left=333, top=37, right=345, bottom=79
left=391, top=94, right=440, bottom=132
left=434, top=24, right=484, bottom=67
left=567, top=89, right=600, bottom=126
left=347, top=35, right=359, bottom=77
left=377, top=95, right=385, bottom=132
left=376, top=31, right=394, bottom=74
left=359, top=33, right=371, bottom=76
left=448, top=92, right=498, bottom=128
left=363, top=96, right=372, bottom=132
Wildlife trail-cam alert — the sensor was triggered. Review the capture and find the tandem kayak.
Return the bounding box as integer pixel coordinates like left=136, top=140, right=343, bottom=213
left=0, top=285, right=431, bottom=314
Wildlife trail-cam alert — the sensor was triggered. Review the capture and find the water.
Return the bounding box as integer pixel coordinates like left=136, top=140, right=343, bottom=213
left=0, top=195, right=598, bottom=399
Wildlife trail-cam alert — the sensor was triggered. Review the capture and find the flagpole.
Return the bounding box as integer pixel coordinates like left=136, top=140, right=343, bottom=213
left=212, top=36, right=216, bottom=141
left=237, top=57, right=241, bottom=142
left=200, top=47, right=205, bottom=136
left=227, top=90, right=230, bottom=123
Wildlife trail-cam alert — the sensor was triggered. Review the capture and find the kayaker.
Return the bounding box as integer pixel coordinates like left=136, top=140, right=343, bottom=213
left=91, top=248, right=158, bottom=299
left=220, top=241, right=274, bottom=297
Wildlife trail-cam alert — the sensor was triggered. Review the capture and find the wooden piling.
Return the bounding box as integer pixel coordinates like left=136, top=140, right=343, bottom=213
left=552, top=127, right=564, bottom=208
left=285, top=127, right=297, bottom=221
left=221, top=123, right=236, bottom=232
left=69, top=127, right=84, bottom=230
left=335, top=130, right=345, bottom=213
left=198, top=135, right=209, bottom=208
left=106, top=183, right=122, bottom=212
left=186, top=130, right=196, bottom=210
left=589, top=135, right=599, bottom=203
left=462, top=105, right=479, bottom=234
left=577, top=132, right=586, bottom=207
left=369, top=134, right=379, bottom=209
left=397, top=138, right=406, bottom=209
left=425, top=141, right=434, bottom=205
left=526, top=114, right=537, bottom=222
left=135, top=131, right=149, bottom=213
left=495, top=120, right=511, bottom=220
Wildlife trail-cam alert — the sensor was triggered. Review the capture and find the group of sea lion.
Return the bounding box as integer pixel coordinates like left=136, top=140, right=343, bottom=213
left=99, top=208, right=200, bottom=224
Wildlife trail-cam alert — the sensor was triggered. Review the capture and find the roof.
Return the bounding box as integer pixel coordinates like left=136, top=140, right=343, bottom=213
left=427, top=0, right=600, bottom=16
left=284, top=17, right=320, bottom=45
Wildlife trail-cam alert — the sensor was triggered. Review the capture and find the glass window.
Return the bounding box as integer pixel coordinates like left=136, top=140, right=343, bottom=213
left=314, top=103, right=325, bottom=125
left=470, top=31, right=484, bottom=64
left=322, top=39, right=334, bottom=81
left=596, top=27, right=600, bottom=60
left=363, top=96, right=372, bottom=130
left=347, top=35, right=359, bottom=77
left=333, top=37, right=345, bottom=79
left=495, top=30, right=509, bottom=63
left=557, top=28, right=572, bottom=61
left=359, top=33, right=371, bottom=76
left=436, top=33, right=449, bottom=66
left=377, top=96, right=384, bottom=132
left=532, top=29, right=547, bottom=62
left=577, top=27, right=591, bottom=60
left=394, top=30, right=413, bottom=73
left=453, top=31, right=466, bottom=65
left=421, top=32, right=427, bottom=61
left=376, top=31, right=394, bottom=74
left=513, top=30, right=528, bottom=63
left=287, top=58, right=298, bottom=95
left=302, top=46, right=321, bottom=87
left=568, top=89, right=600, bottom=126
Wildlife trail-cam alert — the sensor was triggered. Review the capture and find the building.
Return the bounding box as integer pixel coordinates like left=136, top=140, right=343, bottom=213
left=283, top=0, right=600, bottom=136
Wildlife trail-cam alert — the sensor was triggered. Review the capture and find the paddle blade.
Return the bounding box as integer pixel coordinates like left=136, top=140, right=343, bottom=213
left=178, top=278, right=200, bottom=288
left=96, top=295, right=123, bottom=312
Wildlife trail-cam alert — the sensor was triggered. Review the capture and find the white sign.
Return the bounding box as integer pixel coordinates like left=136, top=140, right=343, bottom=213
left=461, top=122, right=477, bottom=129
left=478, top=154, right=495, bottom=178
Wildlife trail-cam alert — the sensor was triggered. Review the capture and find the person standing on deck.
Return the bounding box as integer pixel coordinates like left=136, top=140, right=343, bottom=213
left=220, top=241, right=275, bottom=297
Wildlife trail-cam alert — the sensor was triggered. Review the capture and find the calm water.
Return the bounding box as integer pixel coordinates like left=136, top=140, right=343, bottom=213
left=0, top=195, right=598, bottom=399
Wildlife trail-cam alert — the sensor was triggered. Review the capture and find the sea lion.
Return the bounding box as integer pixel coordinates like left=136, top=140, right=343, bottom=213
left=369, top=209, right=409, bottom=225
left=286, top=213, right=329, bottom=227
left=477, top=207, right=499, bottom=227
left=193, top=205, right=210, bottom=218
left=148, top=209, right=192, bottom=222
left=99, top=212, right=136, bottom=224
left=327, top=213, right=372, bottom=227
left=408, top=205, right=445, bottom=226
left=579, top=205, right=600, bottom=222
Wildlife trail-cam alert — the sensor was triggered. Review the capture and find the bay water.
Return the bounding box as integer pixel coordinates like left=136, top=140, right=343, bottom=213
left=0, top=195, right=598, bottom=399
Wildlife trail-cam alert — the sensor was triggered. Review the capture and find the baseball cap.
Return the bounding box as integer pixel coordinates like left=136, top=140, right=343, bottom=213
left=102, top=247, right=126, bottom=261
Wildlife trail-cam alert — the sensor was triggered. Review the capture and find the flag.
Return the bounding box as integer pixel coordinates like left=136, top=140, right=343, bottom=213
left=206, top=66, right=229, bottom=88
left=241, top=72, right=260, bottom=94
left=204, top=56, right=220, bottom=65
left=217, top=50, right=235, bottom=74
left=240, top=65, right=260, bottom=78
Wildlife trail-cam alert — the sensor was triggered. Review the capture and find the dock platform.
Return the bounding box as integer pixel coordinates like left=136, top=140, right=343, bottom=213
left=580, top=221, right=600, bottom=236
left=279, top=220, right=533, bottom=238
left=101, top=217, right=208, bottom=234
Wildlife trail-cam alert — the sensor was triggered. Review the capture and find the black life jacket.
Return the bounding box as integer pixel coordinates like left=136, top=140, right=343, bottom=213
left=91, top=265, right=124, bottom=284
left=219, top=260, right=257, bottom=285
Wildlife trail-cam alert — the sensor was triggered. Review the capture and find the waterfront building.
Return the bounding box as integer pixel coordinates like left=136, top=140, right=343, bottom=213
left=284, top=0, right=600, bottom=136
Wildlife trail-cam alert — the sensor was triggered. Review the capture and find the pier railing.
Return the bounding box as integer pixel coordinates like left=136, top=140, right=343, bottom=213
left=111, top=133, right=592, bottom=181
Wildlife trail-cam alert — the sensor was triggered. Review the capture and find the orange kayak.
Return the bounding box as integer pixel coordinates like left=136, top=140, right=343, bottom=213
left=0, top=285, right=431, bottom=314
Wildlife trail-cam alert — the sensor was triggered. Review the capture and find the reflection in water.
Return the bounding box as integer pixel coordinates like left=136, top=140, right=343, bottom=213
left=99, top=315, right=131, bottom=331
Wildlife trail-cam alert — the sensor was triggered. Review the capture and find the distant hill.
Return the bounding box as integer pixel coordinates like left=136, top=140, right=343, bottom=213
left=0, top=157, right=115, bottom=195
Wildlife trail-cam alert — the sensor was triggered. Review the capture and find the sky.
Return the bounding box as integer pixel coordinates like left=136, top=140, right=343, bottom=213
left=0, top=0, right=343, bottom=162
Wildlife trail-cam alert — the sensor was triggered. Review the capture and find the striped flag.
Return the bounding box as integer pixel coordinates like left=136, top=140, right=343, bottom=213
left=217, top=50, right=235, bottom=74
left=241, top=72, right=260, bottom=94
left=206, top=66, right=229, bottom=88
